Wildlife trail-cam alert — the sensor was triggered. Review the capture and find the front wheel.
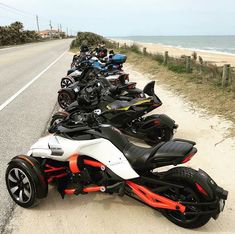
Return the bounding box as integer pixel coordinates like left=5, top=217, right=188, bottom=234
left=60, top=77, right=75, bottom=88
left=58, top=90, right=75, bottom=109
left=5, top=157, right=47, bottom=208
left=145, top=127, right=173, bottom=146
left=160, top=167, right=211, bottom=229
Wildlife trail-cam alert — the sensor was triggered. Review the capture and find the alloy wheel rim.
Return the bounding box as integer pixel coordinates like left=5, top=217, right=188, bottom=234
left=61, top=79, right=72, bottom=88
left=8, top=168, right=32, bottom=203
left=59, top=93, right=71, bottom=108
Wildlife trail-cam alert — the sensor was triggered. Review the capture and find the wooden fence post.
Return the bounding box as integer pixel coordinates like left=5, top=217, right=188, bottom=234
left=117, top=42, right=119, bottom=48
left=186, top=56, right=192, bottom=73
left=143, top=47, right=147, bottom=55
left=231, top=74, right=235, bottom=94
left=124, top=43, right=127, bottom=49
left=222, top=64, right=230, bottom=87
left=164, top=51, right=168, bottom=65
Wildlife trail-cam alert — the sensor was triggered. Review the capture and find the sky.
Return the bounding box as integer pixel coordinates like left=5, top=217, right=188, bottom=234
left=0, top=0, right=235, bottom=36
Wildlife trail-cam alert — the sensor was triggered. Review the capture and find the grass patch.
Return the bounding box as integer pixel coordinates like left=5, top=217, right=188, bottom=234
left=122, top=51, right=235, bottom=135
left=167, top=64, right=186, bottom=73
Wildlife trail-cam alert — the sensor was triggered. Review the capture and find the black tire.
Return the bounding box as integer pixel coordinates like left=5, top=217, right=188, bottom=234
left=58, top=90, right=75, bottom=109
left=145, top=127, right=173, bottom=146
left=60, top=77, right=75, bottom=88
left=5, top=158, right=47, bottom=208
left=160, top=167, right=211, bottom=229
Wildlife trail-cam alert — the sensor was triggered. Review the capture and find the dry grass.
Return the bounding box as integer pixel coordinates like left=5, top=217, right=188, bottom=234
left=125, top=51, right=235, bottom=136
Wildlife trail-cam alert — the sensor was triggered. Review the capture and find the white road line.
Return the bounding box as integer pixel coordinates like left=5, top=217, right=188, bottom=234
left=0, top=50, right=67, bottom=111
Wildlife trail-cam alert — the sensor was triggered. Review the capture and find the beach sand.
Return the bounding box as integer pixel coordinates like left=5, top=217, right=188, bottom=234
left=114, top=39, right=235, bottom=67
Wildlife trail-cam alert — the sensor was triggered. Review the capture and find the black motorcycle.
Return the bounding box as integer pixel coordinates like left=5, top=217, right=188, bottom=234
left=51, top=81, right=178, bottom=146
left=58, top=71, right=144, bottom=109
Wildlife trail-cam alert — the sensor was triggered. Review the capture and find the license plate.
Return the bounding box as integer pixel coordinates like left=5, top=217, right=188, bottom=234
left=219, top=199, right=225, bottom=212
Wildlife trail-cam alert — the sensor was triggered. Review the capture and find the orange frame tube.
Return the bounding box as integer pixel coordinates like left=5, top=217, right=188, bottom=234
left=64, top=186, right=102, bottom=195
left=83, top=159, right=104, bottom=168
left=126, top=181, right=186, bottom=213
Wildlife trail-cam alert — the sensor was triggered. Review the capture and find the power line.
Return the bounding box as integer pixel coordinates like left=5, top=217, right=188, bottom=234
left=0, top=5, right=34, bottom=20
left=0, top=2, right=34, bottom=17
left=0, top=1, right=77, bottom=35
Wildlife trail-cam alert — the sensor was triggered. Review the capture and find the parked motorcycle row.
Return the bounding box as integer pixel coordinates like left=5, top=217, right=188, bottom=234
left=5, top=44, right=228, bottom=229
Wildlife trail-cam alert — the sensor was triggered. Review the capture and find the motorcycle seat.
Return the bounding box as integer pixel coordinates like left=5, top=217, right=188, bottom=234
left=107, top=98, right=148, bottom=110
left=124, top=140, right=195, bottom=170
left=99, top=125, right=195, bottom=170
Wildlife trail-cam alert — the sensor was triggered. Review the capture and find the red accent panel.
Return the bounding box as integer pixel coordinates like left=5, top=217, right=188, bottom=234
left=153, top=120, right=160, bottom=125
left=18, top=156, right=35, bottom=166
left=182, top=153, right=195, bottom=163
left=69, top=154, right=80, bottom=173
left=195, top=182, right=208, bottom=196
left=83, top=159, right=104, bottom=168
left=126, top=181, right=186, bottom=213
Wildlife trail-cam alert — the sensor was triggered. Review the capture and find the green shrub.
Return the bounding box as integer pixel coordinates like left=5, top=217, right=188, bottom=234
left=70, top=31, right=115, bottom=50
left=0, top=21, right=40, bottom=46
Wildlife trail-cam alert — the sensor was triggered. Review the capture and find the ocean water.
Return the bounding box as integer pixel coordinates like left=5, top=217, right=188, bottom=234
left=116, top=36, right=235, bottom=55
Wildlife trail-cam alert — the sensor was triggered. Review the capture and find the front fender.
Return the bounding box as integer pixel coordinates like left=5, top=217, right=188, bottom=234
left=57, top=87, right=75, bottom=96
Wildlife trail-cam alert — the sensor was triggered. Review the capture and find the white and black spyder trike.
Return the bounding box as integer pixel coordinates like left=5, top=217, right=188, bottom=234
left=5, top=113, right=228, bottom=229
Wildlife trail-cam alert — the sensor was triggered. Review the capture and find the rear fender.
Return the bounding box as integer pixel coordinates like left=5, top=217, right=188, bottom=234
left=143, top=114, right=177, bottom=130
left=193, top=169, right=228, bottom=201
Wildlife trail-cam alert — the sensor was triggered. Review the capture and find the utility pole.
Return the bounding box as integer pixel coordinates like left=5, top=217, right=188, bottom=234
left=66, top=27, right=68, bottom=37
left=60, top=24, right=62, bottom=32
left=36, top=14, right=40, bottom=32
left=49, top=20, right=52, bottom=39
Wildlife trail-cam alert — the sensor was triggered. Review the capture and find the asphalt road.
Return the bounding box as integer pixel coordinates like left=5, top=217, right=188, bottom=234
left=0, top=39, right=73, bottom=231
